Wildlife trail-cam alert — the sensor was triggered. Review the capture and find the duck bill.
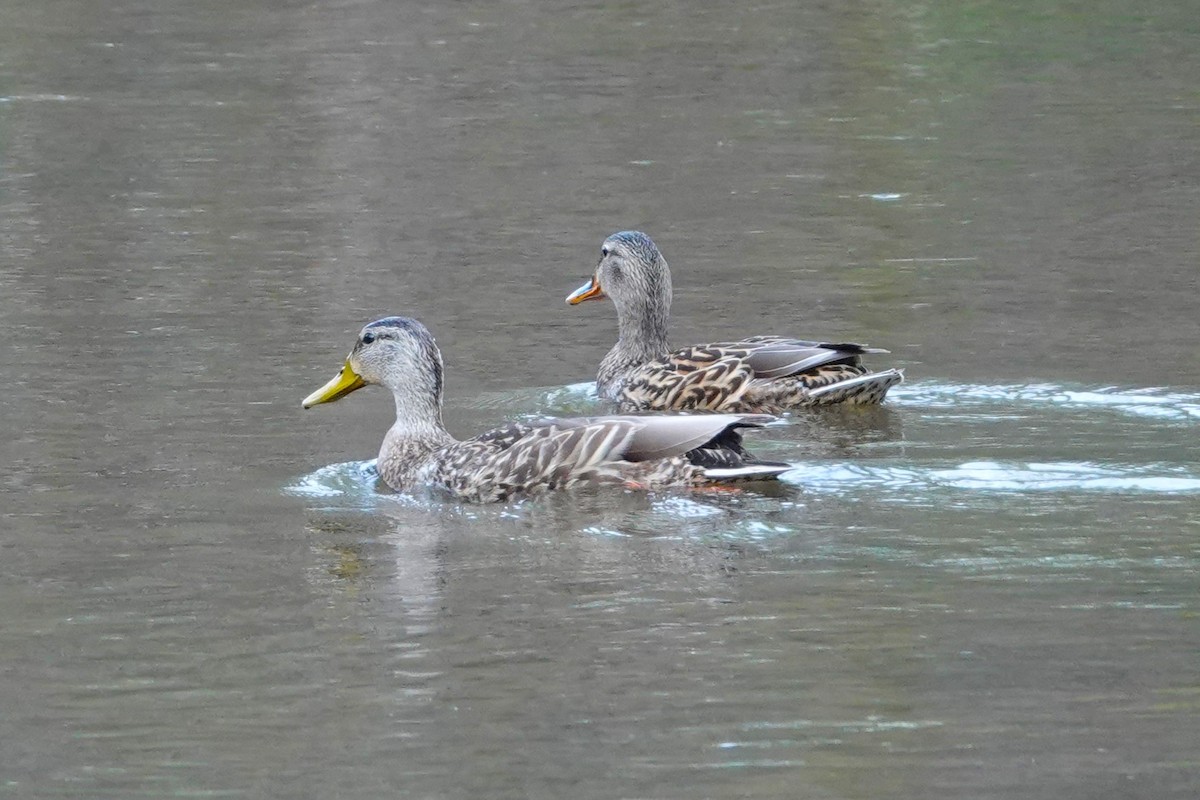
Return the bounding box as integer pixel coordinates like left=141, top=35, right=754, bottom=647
left=566, top=275, right=607, bottom=304
left=303, top=360, right=367, bottom=408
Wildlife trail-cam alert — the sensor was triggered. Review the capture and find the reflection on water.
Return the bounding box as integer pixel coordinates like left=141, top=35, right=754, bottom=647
left=2, top=0, right=1199, bottom=796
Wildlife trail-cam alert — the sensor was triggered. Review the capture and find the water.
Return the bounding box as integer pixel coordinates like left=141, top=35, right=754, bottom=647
left=2, top=0, right=1199, bottom=797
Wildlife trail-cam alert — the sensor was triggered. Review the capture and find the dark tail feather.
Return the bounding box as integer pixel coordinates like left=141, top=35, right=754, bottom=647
left=685, top=416, right=787, bottom=480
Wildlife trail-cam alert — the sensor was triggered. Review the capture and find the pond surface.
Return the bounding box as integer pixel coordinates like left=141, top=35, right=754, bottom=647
left=1, top=0, right=1198, bottom=797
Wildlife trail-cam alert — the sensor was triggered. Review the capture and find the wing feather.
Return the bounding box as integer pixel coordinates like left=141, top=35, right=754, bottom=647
left=743, top=344, right=861, bottom=379
left=616, top=337, right=896, bottom=412
left=621, top=414, right=771, bottom=462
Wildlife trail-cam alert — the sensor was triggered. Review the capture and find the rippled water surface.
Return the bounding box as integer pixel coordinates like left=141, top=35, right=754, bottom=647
left=2, top=0, right=1198, bottom=797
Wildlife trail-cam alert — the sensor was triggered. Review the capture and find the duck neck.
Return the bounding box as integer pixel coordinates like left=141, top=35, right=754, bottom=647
left=599, top=300, right=671, bottom=398
left=377, top=388, right=456, bottom=490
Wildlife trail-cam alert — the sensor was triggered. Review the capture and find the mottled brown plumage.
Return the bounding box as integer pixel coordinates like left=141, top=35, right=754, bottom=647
left=302, top=316, right=790, bottom=503
left=567, top=232, right=903, bottom=413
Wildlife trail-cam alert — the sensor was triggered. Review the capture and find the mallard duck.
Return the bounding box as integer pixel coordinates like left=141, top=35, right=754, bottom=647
left=302, top=316, right=790, bottom=503
left=566, top=231, right=904, bottom=413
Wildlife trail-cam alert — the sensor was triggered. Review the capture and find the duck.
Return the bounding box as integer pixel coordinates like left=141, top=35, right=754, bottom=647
left=566, top=230, right=904, bottom=414
left=302, top=316, right=791, bottom=503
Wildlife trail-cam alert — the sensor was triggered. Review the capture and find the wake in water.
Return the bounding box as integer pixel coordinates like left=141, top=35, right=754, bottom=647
left=286, top=460, right=383, bottom=502
left=891, top=380, right=1200, bottom=422
left=783, top=460, right=1200, bottom=495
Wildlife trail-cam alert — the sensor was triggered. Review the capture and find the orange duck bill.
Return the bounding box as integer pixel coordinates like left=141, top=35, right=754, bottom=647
left=566, top=275, right=607, bottom=304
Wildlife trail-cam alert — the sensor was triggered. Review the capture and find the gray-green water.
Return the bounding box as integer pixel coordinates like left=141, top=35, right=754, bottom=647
left=2, top=1, right=1198, bottom=797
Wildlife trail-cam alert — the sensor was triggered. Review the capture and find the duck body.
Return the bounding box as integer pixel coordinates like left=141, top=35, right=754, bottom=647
left=602, top=336, right=898, bottom=414
left=411, top=414, right=783, bottom=503
left=303, top=316, right=789, bottom=503
left=569, top=231, right=903, bottom=414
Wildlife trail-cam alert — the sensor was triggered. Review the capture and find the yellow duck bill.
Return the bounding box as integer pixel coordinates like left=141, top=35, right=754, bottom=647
left=566, top=276, right=606, bottom=304
left=302, top=360, right=367, bottom=408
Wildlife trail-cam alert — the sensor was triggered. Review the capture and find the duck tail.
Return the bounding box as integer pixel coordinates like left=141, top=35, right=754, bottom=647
left=703, top=462, right=792, bottom=482
left=807, top=368, right=903, bottom=405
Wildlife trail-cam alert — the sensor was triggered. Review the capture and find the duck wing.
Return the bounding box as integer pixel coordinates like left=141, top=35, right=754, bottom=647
left=620, top=338, right=896, bottom=412
left=709, top=337, right=887, bottom=379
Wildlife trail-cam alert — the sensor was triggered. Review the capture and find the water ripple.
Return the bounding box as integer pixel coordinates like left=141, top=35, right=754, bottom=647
left=784, top=460, right=1200, bottom=495
left=893, top=380, right=1200, bottom=422
left=284, top=460, right=380, bottom=500
left=461, top=381, right=598, bottom=415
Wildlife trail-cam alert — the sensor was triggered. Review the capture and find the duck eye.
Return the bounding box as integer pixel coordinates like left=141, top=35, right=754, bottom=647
left=361, top=332, right=376, bottom=344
